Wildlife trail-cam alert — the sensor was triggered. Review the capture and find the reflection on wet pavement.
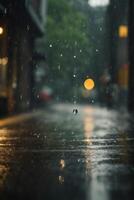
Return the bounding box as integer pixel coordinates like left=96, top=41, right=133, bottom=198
left=0, top=104, right=134, bottom=200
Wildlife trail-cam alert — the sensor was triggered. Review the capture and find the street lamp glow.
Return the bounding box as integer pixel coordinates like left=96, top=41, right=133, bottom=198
left=0, top=27, right=4, bottom=35
left=2, top=57, right=8, bottom=65
left=88, top=0, right=110, bottom=7
left=84, top=78, right=95, bottom=90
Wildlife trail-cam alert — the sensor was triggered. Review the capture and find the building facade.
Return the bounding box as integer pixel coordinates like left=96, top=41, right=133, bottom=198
left=0, top=0, right=47, bottom=115
left=108, top=0, right=129, bottom=107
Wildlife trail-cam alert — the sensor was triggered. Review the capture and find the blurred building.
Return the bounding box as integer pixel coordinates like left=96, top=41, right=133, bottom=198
left=129, top=0, right=134, bottom=111
left=0, top=0, right=47, bottom=115
left=108, top=0, right=129, bottom=107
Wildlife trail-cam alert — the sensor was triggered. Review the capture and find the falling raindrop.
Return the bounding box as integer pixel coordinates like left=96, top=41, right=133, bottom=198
left=72, top=66, right=78, bottom=106
left=54, top=127, right=57, bottom=131
left=49, top=44, right=52, bottom=48
left=58, top=65, right=61, bottom=70
left=74, top=41, right=78, bottom=45
left=73, top=100, right=77, bottom=105
left=4, top=8, right=7, bottom=14
left=37, top=134, right=40, bottom=138
left=73, top=55, right=76, bottom=59
left=12, top=82, right=17, bottom=89
left=27, top=25, right=30, bottom=31
left=73, top=109, right=78, bottom=115
left=99, top=27, right=103, bottom=31
left=58, top=176, right=64, bottom=184
left=33, top=132, right=40, bottom=138
left=91, top=99, right=94, bottom=104
left=20, top=95, right=23, bottom=100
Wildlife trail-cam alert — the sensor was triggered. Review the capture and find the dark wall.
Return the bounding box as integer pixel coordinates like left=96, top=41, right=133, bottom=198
left=0, top=0, right=45, bottom=114
left=128, top=0, right=134, bottom=111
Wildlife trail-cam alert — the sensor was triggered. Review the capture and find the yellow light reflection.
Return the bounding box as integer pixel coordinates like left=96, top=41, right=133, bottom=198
left=84, top=117, right=94, bottom=134
left=84, top=78, right=95, bottom=90
left=0, top=27, right=4, bottom=35
left=84, top=117, right=94, bottom=143
left=59, top=159, right=65, bottom=169
left=83, top=106, right=94, bottom=175
left=119, top=25, right=128, bottom=38
left=0, top=57, right=8, bottom=65
left=2, top=57, right=8, bottom=65
left=0, top=129, right=11, bottom=190
left=83, top=106, right=94, bottom=142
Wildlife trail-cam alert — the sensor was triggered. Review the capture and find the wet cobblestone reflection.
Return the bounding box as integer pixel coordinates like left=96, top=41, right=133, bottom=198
left=0, top=104, right=134, bottom=200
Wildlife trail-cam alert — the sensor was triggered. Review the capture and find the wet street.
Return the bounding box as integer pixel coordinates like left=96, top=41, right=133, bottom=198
left=0, top=103, right=134, bottom=200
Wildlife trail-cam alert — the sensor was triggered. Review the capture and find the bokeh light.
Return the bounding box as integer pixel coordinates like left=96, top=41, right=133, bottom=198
left=84, top=78, right=95, bottom=90
left=0, top=27, right=4, bottom=35
left=88, top=0, right=110, bottom=7
left=119, top=25, right=128, bottom=38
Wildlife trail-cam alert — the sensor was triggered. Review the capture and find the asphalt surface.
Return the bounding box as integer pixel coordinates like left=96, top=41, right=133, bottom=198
left=0, top=103, right=134, bottom=200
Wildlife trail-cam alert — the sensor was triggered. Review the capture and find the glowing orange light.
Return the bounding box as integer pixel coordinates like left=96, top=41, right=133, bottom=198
left=2, top=57, right=8, bottom=65
left=0, top=27, right=4, bottom=35
left=0, top=57, right=8, bottom=65
left=119, top=25, right=128, bottom=38
left=84, top=78, right=95, bottom=90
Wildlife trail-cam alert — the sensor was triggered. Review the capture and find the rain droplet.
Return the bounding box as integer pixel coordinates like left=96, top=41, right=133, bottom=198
left=58, top=65, right=61, bottom=70
left=27, top=25, right=30, bottom=31
left=54, top=127, right=57, bottom=131
left=73, top=101, right=77, bottom=104
left=73, top=55, right=76, bottom=59
left=91, top=100, right=94, bottom=103
left=12, top=82, right=17, bottom=89
left=49, top=44, right=52, bottom=47
left=73, top=74, right=76, bottom=78
left=59, top=159, right=65, bottom=168
left=73, top=109, right=78, bottom=115
left=4, top=8, right=7, bottom=14
left=59, top=176, right=64, bottom=184
left=60, top=54, right=63, bottom=57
